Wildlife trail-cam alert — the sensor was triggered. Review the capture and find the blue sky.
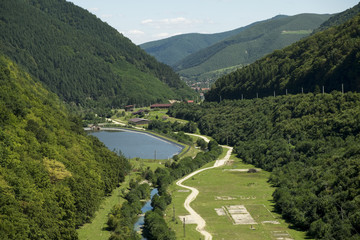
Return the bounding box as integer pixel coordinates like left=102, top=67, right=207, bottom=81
left=68, top=0, right=359, bottom=44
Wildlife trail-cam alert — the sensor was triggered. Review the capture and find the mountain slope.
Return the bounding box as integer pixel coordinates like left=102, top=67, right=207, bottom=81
left=313, top=2, right=360, bottom=33
left=205, top=13, right=360, bottom=102
left=140, top=25, right=254, bottom=66
left=174, top=14, right=331, bottom=83
left=0, top=55, right=130, bottom=239
left=0, top=0, right=195, bottom=109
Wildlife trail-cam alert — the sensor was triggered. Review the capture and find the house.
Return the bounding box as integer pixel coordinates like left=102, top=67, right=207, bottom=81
left=125, top=105, right=134, bottom=112
left=89, top=124, right=101, bottom=131
left=129, top=118, right=150, bottom=125
left=186, top=100, right=194, bottom=103
left=150, top=103, right=172, bottom=109
left=132, top=109, right=147, bottom=115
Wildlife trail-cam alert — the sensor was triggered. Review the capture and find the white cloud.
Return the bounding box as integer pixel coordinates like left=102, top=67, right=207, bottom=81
left=89, top=7, right=99, bottom=12
left=128, top=30, right=145, bottom=35
left=141, top=19, right=154, bottom=24
left=141, top=17, right=200, bottom=29
left=101, top=14, right=113, bottom=19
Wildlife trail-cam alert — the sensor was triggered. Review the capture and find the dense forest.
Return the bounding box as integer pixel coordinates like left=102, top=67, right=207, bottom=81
left=205, top=12, right=360, bottom=102
left=313, top=2, right=360, bottom=33
left=0, top=55, right=131, bottom=239
left=0, top=0, right=195, bottom=111
left=168, top=92, right=360, bottom=239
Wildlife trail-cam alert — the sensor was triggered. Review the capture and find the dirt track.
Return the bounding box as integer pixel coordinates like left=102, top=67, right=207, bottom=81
left=176, top=135, right=233, bottom=240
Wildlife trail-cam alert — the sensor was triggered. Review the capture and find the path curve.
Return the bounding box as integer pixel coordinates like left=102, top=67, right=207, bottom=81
left=176, top=138, right=233, bottom=240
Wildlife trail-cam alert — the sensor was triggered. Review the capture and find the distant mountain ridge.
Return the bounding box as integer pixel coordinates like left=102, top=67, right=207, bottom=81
left=173, top=13, right=331, bottom=83
left=0, top=0, right=195, bottom=109
left=140, top=22, right=257, bottom=66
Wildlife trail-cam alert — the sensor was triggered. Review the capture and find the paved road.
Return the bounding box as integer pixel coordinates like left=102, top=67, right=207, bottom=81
left=176, top=136, right=233, bottom=240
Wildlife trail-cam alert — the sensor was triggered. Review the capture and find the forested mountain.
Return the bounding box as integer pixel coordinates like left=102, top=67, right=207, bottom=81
left=168, top=92, right=360, bottom=240
left=313, top=2, right=360, bottom=33
left=140, top=24, right=254, bottom=66
left=0, top=0, right=195, bottom=110
left=205, top=13, right=360, bottom=102
left=173, top=14, right=331, bottom=84
left=0, top=55, right=131, bottom=239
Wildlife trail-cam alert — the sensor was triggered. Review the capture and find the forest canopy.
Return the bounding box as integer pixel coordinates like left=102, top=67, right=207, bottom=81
left=0, top=55, right=131, bottom=239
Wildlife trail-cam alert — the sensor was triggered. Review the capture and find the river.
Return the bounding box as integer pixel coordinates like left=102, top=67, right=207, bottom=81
left=133, top=188, right=158, bottom=239
left=89, top=129, right=183, bottom=159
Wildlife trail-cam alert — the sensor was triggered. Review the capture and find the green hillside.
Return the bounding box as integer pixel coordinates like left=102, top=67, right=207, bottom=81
left=0, top=0, right=195, bottom=110
left=140, top=24, right=254, bottom=66
left=168, top=92, right=360, bottom=240
left=174, top=14, right=331, bottom=84
left=205, top=13, right=360, bottom=102
left=0, top=55, right=130, bottom=239
left=313, top=2, right=360, bottom=33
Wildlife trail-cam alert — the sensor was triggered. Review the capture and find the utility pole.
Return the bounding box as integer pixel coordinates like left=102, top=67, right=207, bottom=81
left=183, top=217, right=186, bottom=238
left=286, top=89, right=288, bottom=95
left=322, top=86, right=325, bottom=94
left=241, top=94, right=243, bottom=100
left=301, top=87, right=304, bottom=94
left=256, top=92, right=258, bottom=98
left=172, top=204, right=175, bottom=221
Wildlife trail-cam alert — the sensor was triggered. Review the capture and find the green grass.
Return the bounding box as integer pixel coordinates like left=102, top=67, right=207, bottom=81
left=77, top=176, right=131, bottom=240
left=165, top=154, right=310, bottom=240
left=281, top=30, right=313, bottom=35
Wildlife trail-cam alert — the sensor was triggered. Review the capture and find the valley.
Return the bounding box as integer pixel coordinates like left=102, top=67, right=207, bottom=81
left=1, top=0, right=359, bottom=240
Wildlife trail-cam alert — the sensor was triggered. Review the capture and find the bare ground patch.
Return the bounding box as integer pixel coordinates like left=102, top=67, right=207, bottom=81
left=178, top=215, right=197, bottom=224
left=214, top=208, right=226, bottom=216
left=271, top=231, right=294, bottom=240
left=224, top=205, right=257, bottom=225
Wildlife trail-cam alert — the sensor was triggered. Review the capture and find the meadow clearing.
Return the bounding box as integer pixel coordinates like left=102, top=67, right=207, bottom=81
left=165, top=152, right=309, bottom=240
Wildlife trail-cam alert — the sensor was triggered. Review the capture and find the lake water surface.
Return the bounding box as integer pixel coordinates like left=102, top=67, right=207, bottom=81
left=90, top=129, right=183, bottom=159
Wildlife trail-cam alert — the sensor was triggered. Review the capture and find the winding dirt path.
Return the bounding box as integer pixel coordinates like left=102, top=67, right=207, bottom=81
left=176, top=135, right=233, bottom=240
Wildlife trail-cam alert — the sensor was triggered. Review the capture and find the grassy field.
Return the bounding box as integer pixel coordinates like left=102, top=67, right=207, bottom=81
left=77, top=176, right=130, bottom=240
left=165, top=153, right=309, bottom=240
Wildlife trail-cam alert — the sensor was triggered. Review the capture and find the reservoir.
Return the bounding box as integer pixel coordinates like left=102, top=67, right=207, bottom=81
left=89, top=129, right=183, bottom=159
